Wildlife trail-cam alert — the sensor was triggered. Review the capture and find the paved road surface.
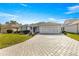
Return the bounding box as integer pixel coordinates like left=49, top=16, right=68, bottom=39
left=0, top=34, right=79, bottom=56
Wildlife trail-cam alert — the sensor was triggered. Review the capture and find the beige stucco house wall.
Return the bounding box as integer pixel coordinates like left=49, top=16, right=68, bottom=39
left=64, top=19, right=79, bottom=33
left=30, top=22, right=62, bottom=34
left=1, top=24, right=21, bottom=33
left=64, top=24, right=78, bottom=33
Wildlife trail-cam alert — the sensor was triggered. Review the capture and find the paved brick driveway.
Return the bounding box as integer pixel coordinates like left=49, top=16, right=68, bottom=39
left=0, top=34, right=79, bottom=56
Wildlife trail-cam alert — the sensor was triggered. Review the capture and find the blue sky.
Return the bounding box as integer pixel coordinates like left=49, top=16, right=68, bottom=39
left=0, top=3, right=79, bottom=24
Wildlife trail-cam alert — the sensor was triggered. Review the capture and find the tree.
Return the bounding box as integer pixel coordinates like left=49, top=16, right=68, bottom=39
left=5, top=22, right=9, bottom=24
left=10, top=20, right=18, bottom=24
left=5, top=20, right=18, bottom=24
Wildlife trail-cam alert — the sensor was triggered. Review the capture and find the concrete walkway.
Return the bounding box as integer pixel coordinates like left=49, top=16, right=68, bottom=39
left=0, top=34, right=79, bottom=56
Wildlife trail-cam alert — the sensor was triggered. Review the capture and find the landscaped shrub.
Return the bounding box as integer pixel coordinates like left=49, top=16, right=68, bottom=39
left=22, top=30, right=30, bottom=34
left=63, top=31, right=67, bottom=35
left=62, top=31, right=65, bottom=33
left=7, top=30, right=13, bottom=33
left=14, top=31, right=21, bottom=33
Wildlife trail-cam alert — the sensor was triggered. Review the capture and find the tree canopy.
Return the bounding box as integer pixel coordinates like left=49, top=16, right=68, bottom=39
left=5, top=20, right=18, bottom=24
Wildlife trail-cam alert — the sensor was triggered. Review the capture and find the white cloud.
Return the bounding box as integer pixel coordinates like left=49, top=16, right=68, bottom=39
left=0, top=12, right=41, bottom=24
left=0, top=12, right=21, bottom=23
left=20, top=4, right=28, bottom=7
left=65, top=5, right=79, bottom=14
left=48, top=18, right=56, bottom=21
left=0, top=12, right=42, bottom=24
left=26, top=18, right=42, bottom=24
left=0, top=12, right=66, bottom=24
left=48, top=18, right=66, bottom=23
left=0, top=12, right=15, bottom=17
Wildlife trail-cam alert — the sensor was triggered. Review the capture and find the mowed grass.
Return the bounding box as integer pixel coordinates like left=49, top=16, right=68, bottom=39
left=0, top=34, right=32, bottom=49
left=65, top=32, right=79, bottom=41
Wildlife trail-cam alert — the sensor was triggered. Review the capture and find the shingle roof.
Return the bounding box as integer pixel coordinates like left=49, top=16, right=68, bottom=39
left=64, top=19, right=79, bottom=25
left=72, top=20, right=79, bottom=24
left=30, top=22, right=61, bottom=27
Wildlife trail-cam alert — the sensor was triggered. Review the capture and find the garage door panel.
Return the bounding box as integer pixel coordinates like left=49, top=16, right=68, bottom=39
left=39, top=26, right=61, bottom=34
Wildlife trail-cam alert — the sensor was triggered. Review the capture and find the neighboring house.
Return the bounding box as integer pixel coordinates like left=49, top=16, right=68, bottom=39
left=1, top=23, right=21, bottom=33
left=64, top=19, right=78, bottom=25
left=19, top=24, right=30, bottom=34
left=64, top=19, right=79, bottom=33
left=30, top=22, right=62, bottom=34
left=20, top=24, right=30, bottom=31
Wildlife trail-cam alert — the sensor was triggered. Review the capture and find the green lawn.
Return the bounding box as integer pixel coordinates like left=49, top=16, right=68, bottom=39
left=0, top=34, right=32, bottom=49
left=64, top=32, right=79, bottom=41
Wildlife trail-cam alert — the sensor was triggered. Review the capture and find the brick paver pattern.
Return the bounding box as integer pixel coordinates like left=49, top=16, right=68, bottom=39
left=0, top=34, right=79, bottom=56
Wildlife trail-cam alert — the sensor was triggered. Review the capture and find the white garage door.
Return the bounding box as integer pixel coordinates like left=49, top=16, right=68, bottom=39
left=39, top=26, right=61, bottom=34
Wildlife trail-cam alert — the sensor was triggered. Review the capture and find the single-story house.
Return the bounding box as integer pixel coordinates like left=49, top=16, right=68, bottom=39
left=19, top=24, right=30, bottom=34
left=19, top=24, right=30, bottom=31
left=30, top=22, right=62, bottom=34
left=1, top=23, right=21, bottom=33
left=64, top=19, right=79, bottom=33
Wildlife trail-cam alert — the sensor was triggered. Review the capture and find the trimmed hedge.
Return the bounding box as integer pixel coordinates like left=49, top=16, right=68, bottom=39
left=7, top=30, right=13, bottom=33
